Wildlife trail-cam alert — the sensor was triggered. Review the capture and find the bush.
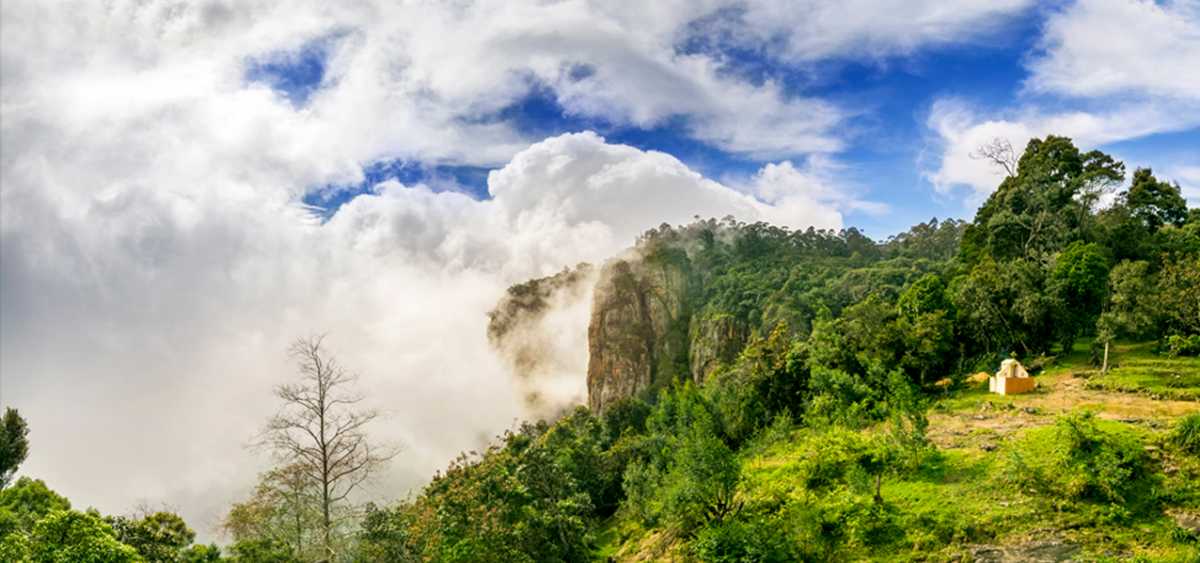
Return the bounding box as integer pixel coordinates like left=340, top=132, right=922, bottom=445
left=1165, top=334, right=1200, bottom=358
left=1005, top=412, right=1155, bottom=507
left=1170, top=413, right=1200, bottom=456
left=691, top=515, right=797, bottom=562
left=804, top=490, right=899, bottom=551
left=660, top=426, right=741, bottom=534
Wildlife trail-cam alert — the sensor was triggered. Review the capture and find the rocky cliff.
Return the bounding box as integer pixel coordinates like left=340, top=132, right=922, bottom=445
left=491, top=222, right=785, bottom=415
left=584, top=244, right=754, bottom=412
left=585, top=256, right=686, bottom=412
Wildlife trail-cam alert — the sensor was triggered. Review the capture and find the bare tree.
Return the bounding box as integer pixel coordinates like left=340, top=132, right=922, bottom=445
left=260, top=336, right=396, bottom=561
left=971, top=137, right=1018, bottom=177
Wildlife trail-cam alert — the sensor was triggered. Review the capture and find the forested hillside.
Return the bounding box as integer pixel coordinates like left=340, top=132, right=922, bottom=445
left=2, top=135, right=1198, bottom=561
left=358, top=136, right=1200, bottom=561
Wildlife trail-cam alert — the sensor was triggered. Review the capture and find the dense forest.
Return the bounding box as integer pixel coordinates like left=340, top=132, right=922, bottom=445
left=2, top=135, right=1199, bottom=561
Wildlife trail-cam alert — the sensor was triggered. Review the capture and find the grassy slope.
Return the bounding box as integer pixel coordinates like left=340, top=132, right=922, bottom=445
left=600, top=343, right=1200, bottom=561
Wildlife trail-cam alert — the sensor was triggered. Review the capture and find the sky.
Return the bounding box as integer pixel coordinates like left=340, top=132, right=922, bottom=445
left=2, top=0, right=1199, bottom=540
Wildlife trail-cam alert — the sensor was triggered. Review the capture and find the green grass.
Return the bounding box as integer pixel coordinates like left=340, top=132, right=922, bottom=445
left=1086, top=342, right=1200, bottom=401
left=596, top=342, right=1200, bottom=561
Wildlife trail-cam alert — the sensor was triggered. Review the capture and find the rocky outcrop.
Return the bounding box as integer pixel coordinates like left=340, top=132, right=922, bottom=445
left=688, top=312, right=748, bottom=384
left=586, top=256, right=691, bottom=413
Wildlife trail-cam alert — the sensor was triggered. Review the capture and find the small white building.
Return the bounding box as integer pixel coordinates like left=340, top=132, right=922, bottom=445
left=989, top=358, right=1035, bottom=395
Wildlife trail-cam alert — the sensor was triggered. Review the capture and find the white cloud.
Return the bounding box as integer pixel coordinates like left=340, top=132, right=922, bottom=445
left=734, top=0, right=1036, bottom=62
left=926, top=98, right=1200, bottom=201
left=1027, top=0, right=1200, bottom=99
left=924, top=0, right=1200, bottom=203
left=1170, top=164, right=1200, bottom=205
left=0, top=123, right=863, bottom=538
left=740, top=157, right=889, bottom=222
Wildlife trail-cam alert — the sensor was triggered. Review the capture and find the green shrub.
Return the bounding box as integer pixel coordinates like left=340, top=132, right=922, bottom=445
left=1170, top=413, right=1200, bottom=455
left=660, top=426, right=741, bottom=534
left=1165, top=334, right=1200, bottom=358
left=806, top=490, right=900, bottom=551
left=691, top=514, right=797, bottom=562
left=1005, top=412, right=1155, bottom=507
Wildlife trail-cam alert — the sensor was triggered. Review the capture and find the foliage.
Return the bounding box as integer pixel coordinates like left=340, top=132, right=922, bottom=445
left=356, top=412, right=609, bottom=562
left=690, top=513, right=797, bottom=562
left=1123, top=168, right=1189, bottom=230
left=961, top=135, right=1124, bottom=263
left=1158, top=256, right=1200, bottom=338
left=257, top=337, right=394, bottom=562
left=178, top=544, right=222, bottom=563
left=1097, top=261, right=1157, bottom=347
left=223, top=464, right=321, bottom=561
left=1169, top=413, right=1200, bottom=456
left=0, top=408, right=30, bottom=489
left=0, top=424, right=211, bottom=563
left=26, top=509, right=141, bottom=563
left=1166, top=334, right=1200, bottom=358
left=658, top=423, right=740, bottom=534
left=0, top=478, right=71, bottom=538
left=107, top=511, right=195, bottom=562
left=226, top=538, right=299, bottom=563
left=1006, top=412, right=1155, bottom=507
left=1050, top=242, right=1110, bottom=348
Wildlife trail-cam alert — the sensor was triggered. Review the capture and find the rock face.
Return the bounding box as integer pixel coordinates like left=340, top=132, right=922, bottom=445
left=495, top=226, right=775, bottom=415
left=586, top=257, right=692, bottom=413
left=688, top=312, right=748, bottom=384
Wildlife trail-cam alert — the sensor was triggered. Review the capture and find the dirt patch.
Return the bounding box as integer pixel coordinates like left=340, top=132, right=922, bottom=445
left=967, top=538, right=1080, bottom=562
left=930, top=374, right=1200, bottom=450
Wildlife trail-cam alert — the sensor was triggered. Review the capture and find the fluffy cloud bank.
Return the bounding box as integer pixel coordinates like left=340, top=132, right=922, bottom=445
left=0, top=125, right=861, bottom=536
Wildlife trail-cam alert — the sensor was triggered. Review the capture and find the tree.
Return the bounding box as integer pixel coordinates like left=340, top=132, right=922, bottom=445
left=961, top=135, right=1124, bottom=263
left=0, top=408, right=30, bottom=489
left=108, top=510, right=195, bottom=562
left=1123, top=168, right=1188, bottom=230
left=1050, top=242, right=1111, bottom=350
left=27, top=509, right=140, bottom=562
left=951, top=258, right=1058, bottom=358
left=971, top=137, right=1018, bottom=177
left=259, top=336, right=395, bottom=561
left=0, top=477, right=71, bottom=538
left=1096, top=261, right=1157, bottom=372
left=227, top=538, right=299, bottom=563
left=224, top=463, right=321, bottom=561
left=179, top=543, right=222, bottom=563
left=1158, top=256, right=1200, bottom=338
left=660, top=424, right=740, bottom=533
left=896, top=275, right=956, bottom=386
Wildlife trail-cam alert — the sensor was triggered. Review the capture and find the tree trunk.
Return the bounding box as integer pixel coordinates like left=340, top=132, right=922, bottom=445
left=322, top=474, right=332, bottom=561
left=1102, top=340, right=1110, bottom=374
left=873, top=473, right=883, bottom=504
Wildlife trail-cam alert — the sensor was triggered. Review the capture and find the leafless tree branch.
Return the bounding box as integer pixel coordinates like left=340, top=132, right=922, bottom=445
left=971, top=137, right=1018, bottom=177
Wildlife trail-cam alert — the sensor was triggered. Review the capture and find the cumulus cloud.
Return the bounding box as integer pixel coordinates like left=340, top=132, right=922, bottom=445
left=743, top=157, right=890, bottom=223
left=1027, top=0, right=1200, bottom=100
left=0, top=123, right=867, bottom=538
left=924, top=0, right=1200, bottom=203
